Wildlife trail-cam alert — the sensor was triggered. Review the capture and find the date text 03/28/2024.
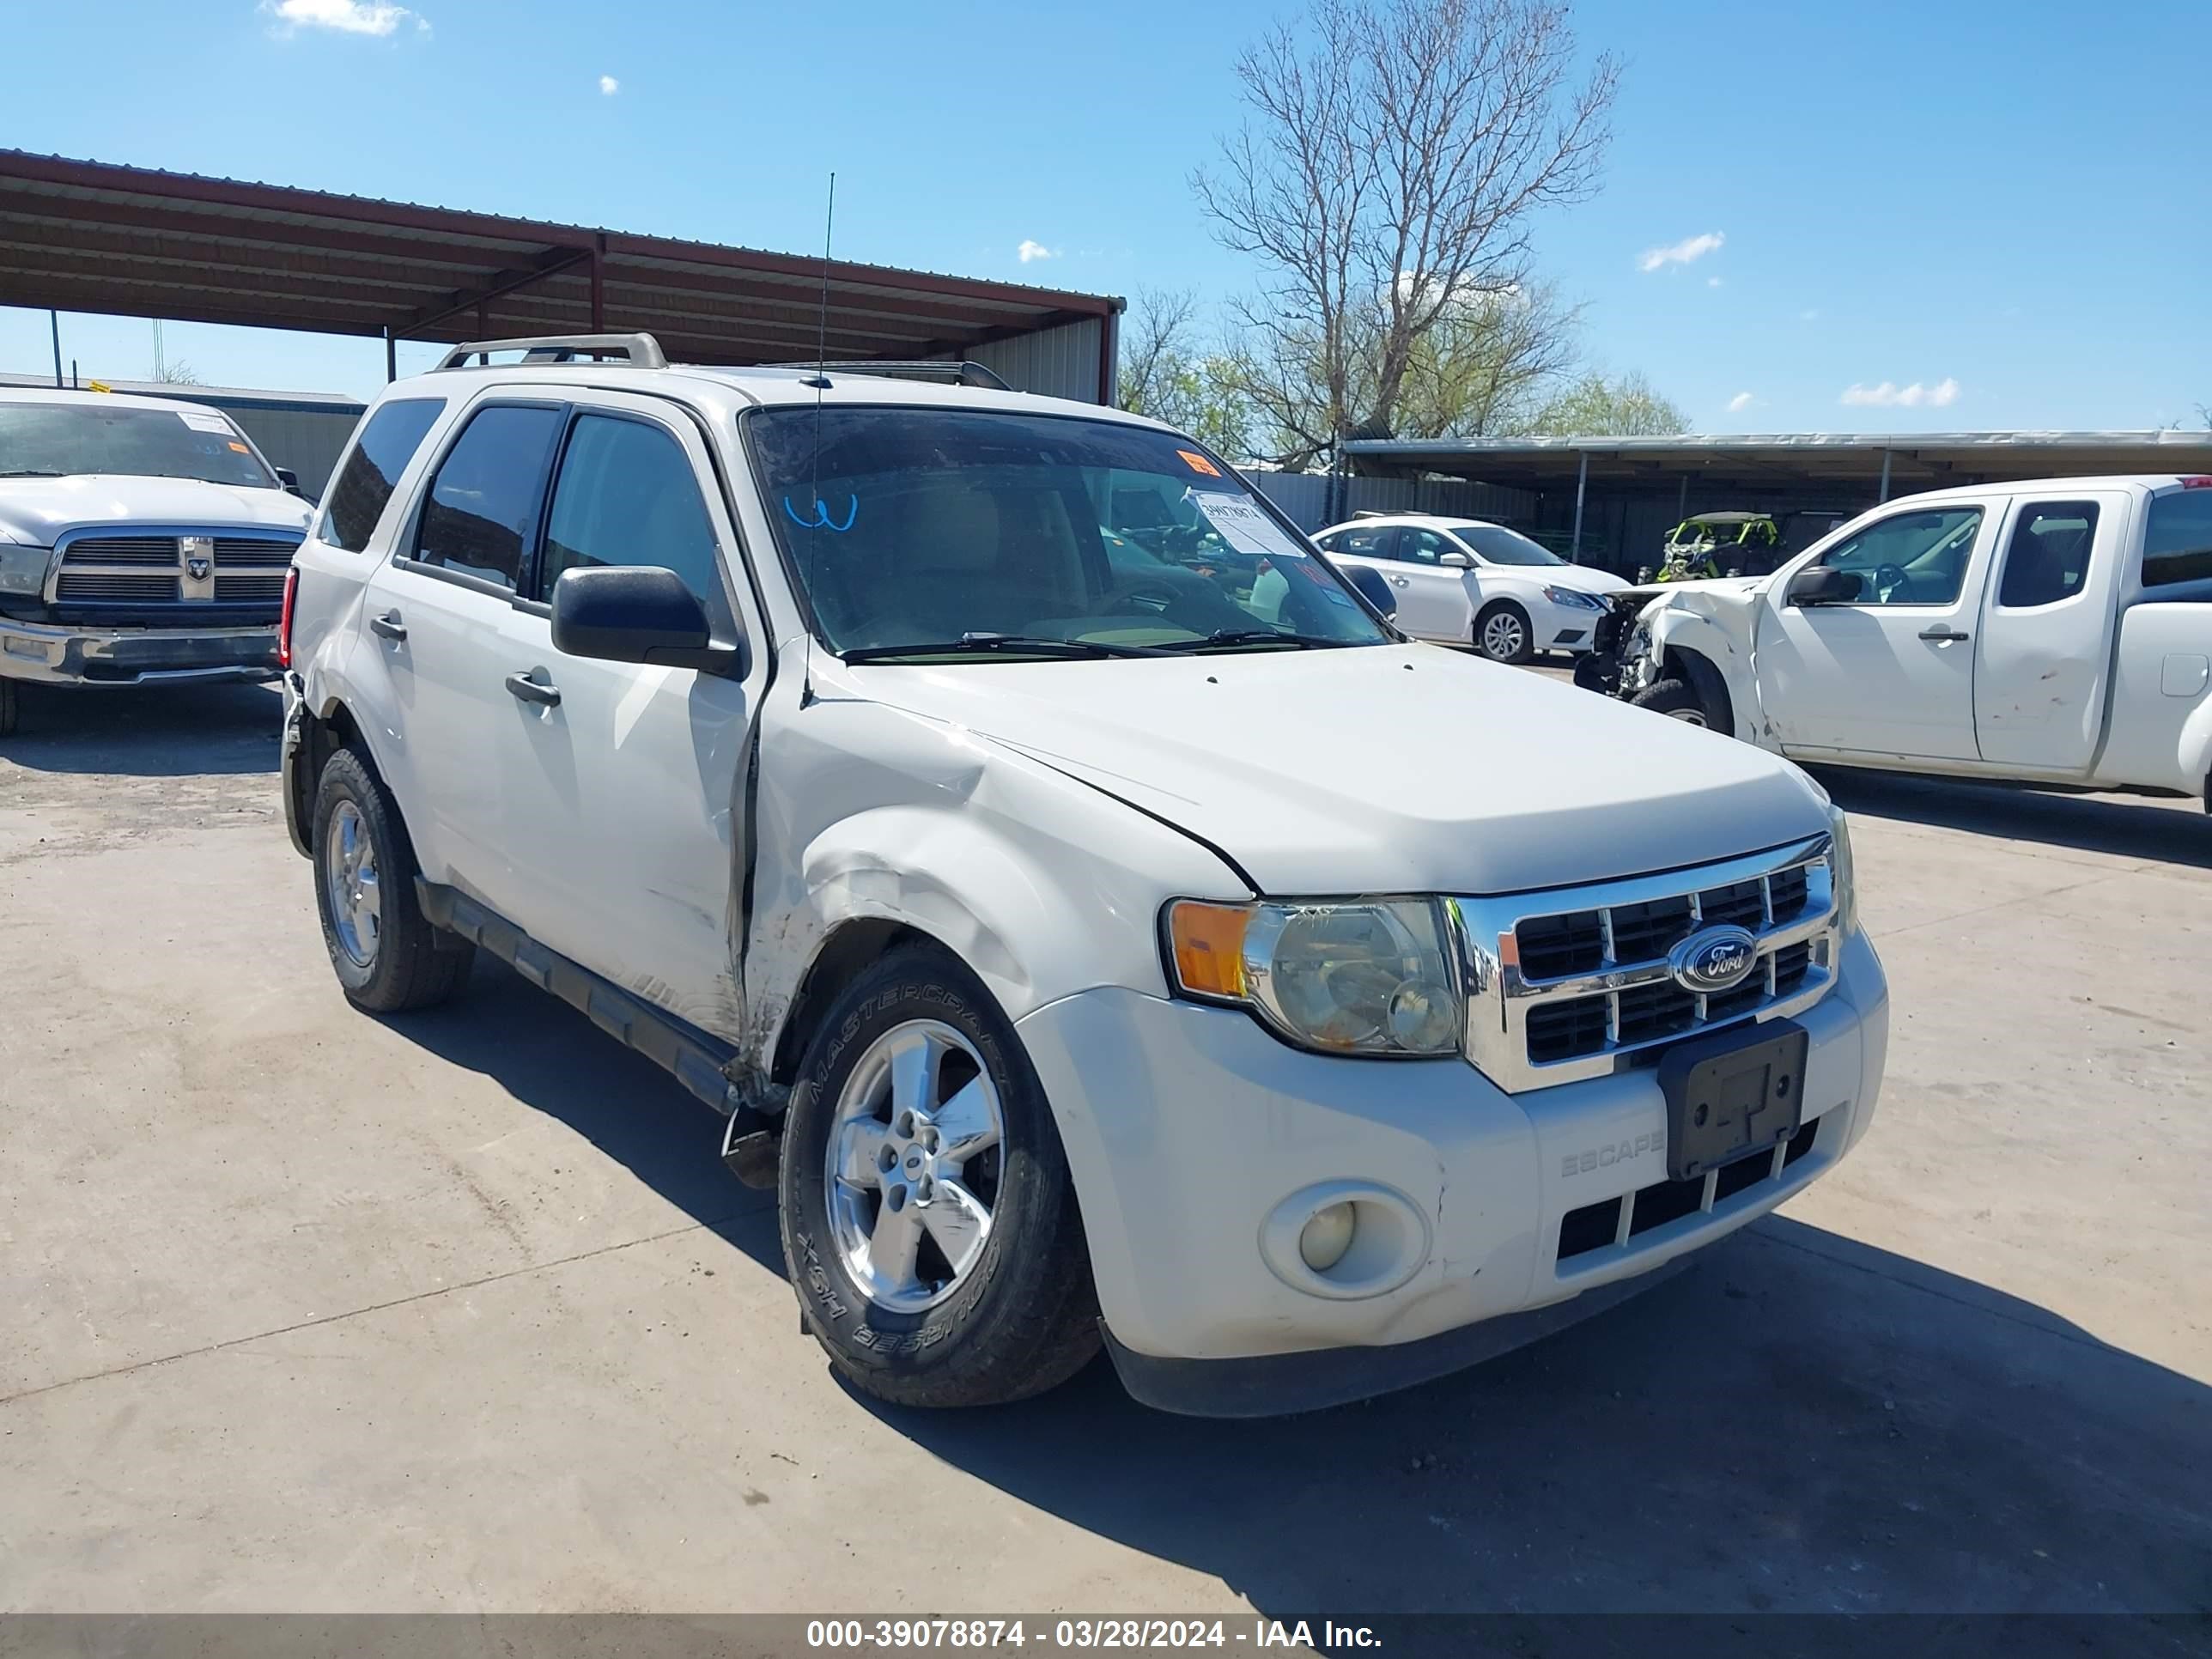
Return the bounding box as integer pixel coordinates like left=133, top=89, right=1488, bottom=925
left=804, top=1619, right=1382, bottom=1650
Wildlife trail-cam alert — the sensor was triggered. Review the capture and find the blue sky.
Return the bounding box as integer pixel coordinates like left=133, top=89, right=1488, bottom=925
left=2, top=0, right=2206, bottom=430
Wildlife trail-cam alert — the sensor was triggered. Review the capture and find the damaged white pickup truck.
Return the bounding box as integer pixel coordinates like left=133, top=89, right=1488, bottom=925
left=280, top=334, right=1889, bottom=1416
left=1582, top=476, right=2212, bottom=807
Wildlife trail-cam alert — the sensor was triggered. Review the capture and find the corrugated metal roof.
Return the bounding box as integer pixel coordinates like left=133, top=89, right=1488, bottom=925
left=1346, top=429, right=2212, bottom=491
left=0, top=151, right=1123, bottom=397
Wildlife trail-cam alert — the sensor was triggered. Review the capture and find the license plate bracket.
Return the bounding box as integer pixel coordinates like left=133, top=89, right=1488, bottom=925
left=1657, top=1020, right=1808, bottom=1182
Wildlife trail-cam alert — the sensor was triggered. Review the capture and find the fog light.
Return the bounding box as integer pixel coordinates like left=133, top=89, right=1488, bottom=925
left=1298, top=1202, right=1357, bottom=1272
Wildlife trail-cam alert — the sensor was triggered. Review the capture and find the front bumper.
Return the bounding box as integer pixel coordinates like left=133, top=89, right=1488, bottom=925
left=1017, top=929, right=1888, bottom=1416
left=0, top=614, right=277, bottom=688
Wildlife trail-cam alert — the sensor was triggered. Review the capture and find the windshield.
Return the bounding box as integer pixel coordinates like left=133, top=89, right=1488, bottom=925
left=748, top=407, right=1392, bottom=658
left=1460, top=525, right=1565, bottom=566
left=0, top=401, right=276, bottom=489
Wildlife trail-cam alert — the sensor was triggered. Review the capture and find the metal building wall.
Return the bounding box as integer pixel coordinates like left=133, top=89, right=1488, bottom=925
left=216, top=405, right=363, bottom=498
left=965, top=318, right=1107, bottom=404
left=1250, top=470, right=1539, bottom=533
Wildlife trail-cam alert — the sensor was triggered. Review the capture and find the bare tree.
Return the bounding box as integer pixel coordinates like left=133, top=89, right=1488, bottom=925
left=1117, top=286, right=1202, bottom=416
left=1195, top=0, right=1616, bottom=467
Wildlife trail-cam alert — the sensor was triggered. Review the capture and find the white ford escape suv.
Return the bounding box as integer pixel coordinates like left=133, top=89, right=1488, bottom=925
left=281, top=334, right=1889, bottom=1417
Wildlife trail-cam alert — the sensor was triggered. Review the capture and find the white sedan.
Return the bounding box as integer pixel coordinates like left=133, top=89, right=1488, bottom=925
left=1314, top=514, right=1627, bottom=662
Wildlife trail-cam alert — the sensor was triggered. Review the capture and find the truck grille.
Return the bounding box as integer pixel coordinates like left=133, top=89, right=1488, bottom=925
left=55, top=572, right=181, bottom=602
left=47, top=529, right=301, bottom=612
left=60, top=535, right=184, bottom=566
left=1450, top=836, right=1841, bottom=1092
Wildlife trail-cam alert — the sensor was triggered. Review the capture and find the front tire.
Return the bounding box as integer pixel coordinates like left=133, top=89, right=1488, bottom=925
left=311, top=747, right=473, bottom=1012
left=780, top=944, right=1100, bottom=1408
left=1630, top=677, right=1713, bottom=727
left=1474, top=601, right=1534, bottom=664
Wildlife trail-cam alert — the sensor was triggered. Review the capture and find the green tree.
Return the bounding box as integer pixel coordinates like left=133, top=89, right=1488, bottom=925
left=1118, top=288, right=1256, bottom=461
left=1527, top=369, right=1689, bottom=436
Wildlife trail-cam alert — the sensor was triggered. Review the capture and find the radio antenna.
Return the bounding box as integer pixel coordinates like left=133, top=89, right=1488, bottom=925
left=803, top=173, right=836, bottom=391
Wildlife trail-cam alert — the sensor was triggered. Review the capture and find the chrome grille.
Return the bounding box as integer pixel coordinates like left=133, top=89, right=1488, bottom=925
left=215, top=574, right=287, bottom=603
left=1451, top=835, right=1841, bottom=1091
left=46, top=530, right=301, bottom=607
left=213, top=538, right=295, bottom=568
left=61, top=536, right=180, bottom=566
left=55, top=572, right=180, bottom=602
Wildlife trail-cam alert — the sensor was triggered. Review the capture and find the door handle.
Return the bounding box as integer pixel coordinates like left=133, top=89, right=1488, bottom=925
left=1390, top=575, right=1409, bottom=587
left=504, top=671, right=562, bottom=708
left=1917, top=626, right=1970, bottom=643
left=368, top=611, right=406, bottom=642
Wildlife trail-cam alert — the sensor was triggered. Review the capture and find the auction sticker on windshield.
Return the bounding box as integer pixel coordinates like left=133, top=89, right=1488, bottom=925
left=177, top=411, right=234, bottom=434
left=1185, top=487, right=1309, bottom=562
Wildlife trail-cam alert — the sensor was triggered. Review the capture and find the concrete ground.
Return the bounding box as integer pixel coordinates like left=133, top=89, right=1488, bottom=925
left=0, top=677, right=2206, bottom=1618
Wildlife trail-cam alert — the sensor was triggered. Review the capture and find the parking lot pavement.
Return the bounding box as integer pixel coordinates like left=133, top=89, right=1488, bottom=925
left=1, top=678, right=2206, bottom=1616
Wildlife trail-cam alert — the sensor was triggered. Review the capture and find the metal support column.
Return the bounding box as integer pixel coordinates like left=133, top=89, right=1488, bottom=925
left=49, top=310, right=63, bottom=388
left=1570, top=449, right=1589, bottom=560
left=1677, top=473, right=1689, bottom=519
left=589, top=236, right=605, bottom=331
left=1877, top=447, right=1892, bottom=503
left=384, top=328, right=397, bottom=383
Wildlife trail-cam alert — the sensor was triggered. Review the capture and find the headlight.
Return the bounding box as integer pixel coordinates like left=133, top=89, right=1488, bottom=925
left=0, top=544, right=51, bottom=596
left=1165, top=896, right=1462, bottom=1057
left=1826, top=804, right=1858, bottom=935
left=1541, top=584, right=1604, bottom=611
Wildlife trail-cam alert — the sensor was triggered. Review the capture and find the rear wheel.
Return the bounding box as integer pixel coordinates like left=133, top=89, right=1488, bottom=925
left=1630, top=678, right=1712, bottom=727
left=780, top=944, right=1099, bottom=1408
left=312, top=747, right=473, bottom=1012
left=1474, top=601, right=1534, bottom=664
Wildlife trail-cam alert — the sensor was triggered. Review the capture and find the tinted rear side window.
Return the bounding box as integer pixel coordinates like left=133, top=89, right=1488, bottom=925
left=322, top=398, right=445, bottom=553
left=412, top=404, right=563, bottom=590
left=2142, top=489, right=2212, bottom=592
left=1996, top=501, right=2098, bottom=608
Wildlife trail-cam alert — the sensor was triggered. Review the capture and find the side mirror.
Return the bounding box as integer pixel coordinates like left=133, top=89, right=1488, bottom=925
left=1786, top=565, right=1862, bottom=606
left=550, top=565, right=748, bottom=675
left=1437, top=550, right=1474, bottom=569
left=274, top=467, right=301, bottom=494
left=1340, top=562, right=1397, bottom=621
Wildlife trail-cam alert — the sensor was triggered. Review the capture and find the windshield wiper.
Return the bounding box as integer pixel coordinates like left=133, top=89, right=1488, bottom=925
left=841, top=632, right=1173, bottom=663
left=0, top=469, right=65, bottom=478
left=1158, top=629, right=1349, bottom=653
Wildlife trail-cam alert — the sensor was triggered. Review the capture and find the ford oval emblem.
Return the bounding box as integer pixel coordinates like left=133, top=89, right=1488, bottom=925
left=1668, top=925, right=1759, bottom=994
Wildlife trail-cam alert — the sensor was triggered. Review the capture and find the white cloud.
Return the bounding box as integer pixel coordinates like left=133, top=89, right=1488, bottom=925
left=1638, top=231, right=1724, bottom=272
left=1799, top=308, right=1820, bottom=322
left=1727, top=392, right=1755, bottom=413
left=1017, top=240, right=1058, bottom=264
left=1706, top=276, right=1723, bottom=288
left=599, top=74, right=619, bottom=94
left=1841, top=377, right=1960, bottom=409
left=263, top=0, right=422, bottom=34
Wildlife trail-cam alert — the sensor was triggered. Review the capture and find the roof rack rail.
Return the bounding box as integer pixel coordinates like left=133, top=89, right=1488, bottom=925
left=435, top=333, right=668, bottom=371
left=766, top=359, right=1012, bottom=392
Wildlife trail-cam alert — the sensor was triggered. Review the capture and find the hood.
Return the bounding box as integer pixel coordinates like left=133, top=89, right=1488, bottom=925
left=1616, top=574, right=1768, bottom=605
left=819, top=643, right=1830, bottom=896
left=0, top=475, right=312, bottom=545
left=1555, top=562, right=1629, bottom=592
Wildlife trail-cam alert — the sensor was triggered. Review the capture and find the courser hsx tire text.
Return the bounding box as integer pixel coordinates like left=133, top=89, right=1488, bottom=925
left=311, top=746, right=474, bottom=1012
left=779, top=944, right=1100, bottom=1407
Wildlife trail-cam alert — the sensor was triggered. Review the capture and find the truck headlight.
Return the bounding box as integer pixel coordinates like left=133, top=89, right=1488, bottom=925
left=1165, top=897, right=1462, bottom=1057
left=0, top=544, right=50, bottom=596
left=1826, top=805, right=1858, bottom=935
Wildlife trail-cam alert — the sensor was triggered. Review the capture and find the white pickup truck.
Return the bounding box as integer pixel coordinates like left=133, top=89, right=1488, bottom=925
left=280, top=334, right=1889, bottom=1417
left=1584, top=477, right=2212, bottom=806
left=0, top=386, right=312, bottom=733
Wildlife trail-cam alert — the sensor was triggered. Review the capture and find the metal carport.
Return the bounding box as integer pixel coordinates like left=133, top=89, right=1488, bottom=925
left=1344, top=430, right=2212, bottom=573
left=0, top=151, right=1122, bottom=400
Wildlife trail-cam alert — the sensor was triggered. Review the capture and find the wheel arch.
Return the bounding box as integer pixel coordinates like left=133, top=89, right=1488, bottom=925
left=1660, top=644, right=1737, bottom=738
left=768, top=915, right=943, bottom=1088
